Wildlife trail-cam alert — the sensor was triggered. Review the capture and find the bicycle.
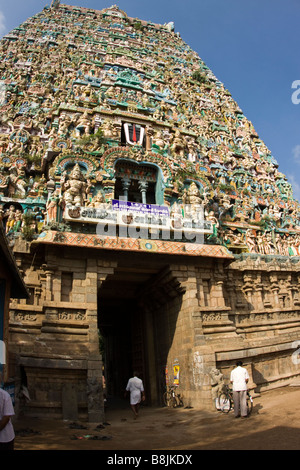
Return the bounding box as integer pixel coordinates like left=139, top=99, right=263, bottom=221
left=217, top=384, right=253, bottom=415
left=163, top=385, right=184, bottom=408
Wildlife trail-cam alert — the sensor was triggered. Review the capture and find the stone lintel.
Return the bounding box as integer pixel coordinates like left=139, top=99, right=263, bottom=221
left=19, top=356, right=87, bottom=369
left=215, top=340, right=298, bottom=362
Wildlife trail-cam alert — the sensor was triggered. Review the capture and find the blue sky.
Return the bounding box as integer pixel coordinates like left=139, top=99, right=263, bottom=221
left=1, top=0, right=300, bottom=201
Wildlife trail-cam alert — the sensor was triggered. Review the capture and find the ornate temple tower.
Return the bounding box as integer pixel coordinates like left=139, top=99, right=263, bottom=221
left=0, top=4, right=300, bottom=421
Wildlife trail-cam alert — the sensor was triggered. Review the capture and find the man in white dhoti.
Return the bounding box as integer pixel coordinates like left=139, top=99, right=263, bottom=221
left=125, top=372, right=145, bottom=419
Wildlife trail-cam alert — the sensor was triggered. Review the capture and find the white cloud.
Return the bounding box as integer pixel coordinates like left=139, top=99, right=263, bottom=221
left=292, top=145, right=300, bottom=164
left=287, top=173, right=300, bottom=202
left=0, top=11, right=6, bottom=35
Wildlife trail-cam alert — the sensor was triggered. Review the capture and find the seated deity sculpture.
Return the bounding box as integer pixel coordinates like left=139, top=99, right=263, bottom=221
left=87, top=191, right=106, bottom=208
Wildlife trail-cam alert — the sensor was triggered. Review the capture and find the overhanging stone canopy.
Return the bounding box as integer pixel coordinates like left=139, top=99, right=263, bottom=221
left=33, top=229, right=234, bottom=258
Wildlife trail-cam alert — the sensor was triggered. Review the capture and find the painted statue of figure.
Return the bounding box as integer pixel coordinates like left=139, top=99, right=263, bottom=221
left=170, top=201, right=183, bottom=230
left=76, top=110, right=91, bottom=136
left=183, top=182, right=204, bottom=221
left=206, top=210, right=219, bottom=237
left=62, top=164, right=90, bottom=207
left=5, top=205, right=16, bottom=233
left=170, top=129, right=187, bottom=158
left=13, top=209, right=23, bottom=232
left=187, top=182, right=202, bottom=206
left=152, top=130, right=166, bottom=151
left=87, top=191, right=106, bottom=208
left=46, top=190, right=60, bottom=222
left=245, top=229, right=257, bottom=253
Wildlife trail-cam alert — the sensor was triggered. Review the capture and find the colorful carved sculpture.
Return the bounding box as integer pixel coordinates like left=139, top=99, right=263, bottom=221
left=0, top=3, right=299, bottom=255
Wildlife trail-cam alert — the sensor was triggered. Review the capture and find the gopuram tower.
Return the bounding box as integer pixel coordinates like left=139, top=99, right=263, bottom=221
left=0, top=2, right=300, bottom=421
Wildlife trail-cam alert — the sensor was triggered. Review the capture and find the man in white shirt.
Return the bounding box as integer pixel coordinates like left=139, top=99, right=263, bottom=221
left=230, top=361, right=250, bottom=418
left=0, top=379, right=15, bottom=449
left=125, top=372, right=145, bottom=419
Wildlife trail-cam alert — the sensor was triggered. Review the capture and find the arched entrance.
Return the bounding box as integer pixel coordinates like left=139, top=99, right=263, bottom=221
left=97, top=259, right=184, bottom=408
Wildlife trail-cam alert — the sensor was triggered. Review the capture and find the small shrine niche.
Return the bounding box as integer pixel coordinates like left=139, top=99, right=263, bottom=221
left=114, top=160, right=158, bottom=204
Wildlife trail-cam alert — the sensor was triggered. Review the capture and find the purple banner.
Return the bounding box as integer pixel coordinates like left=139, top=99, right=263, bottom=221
left=112, top=200, right=170, bottom=217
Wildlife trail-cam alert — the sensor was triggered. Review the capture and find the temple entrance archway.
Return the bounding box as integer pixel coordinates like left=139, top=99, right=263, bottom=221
left=97, top=260, right=184, bottom=408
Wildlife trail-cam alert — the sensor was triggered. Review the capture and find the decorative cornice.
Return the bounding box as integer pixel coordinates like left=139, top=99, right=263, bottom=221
left=33, top=230, right=234, bottom=259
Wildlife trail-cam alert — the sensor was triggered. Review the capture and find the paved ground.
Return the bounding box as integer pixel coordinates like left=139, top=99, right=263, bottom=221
left=13, top=385, right=300, bottom=451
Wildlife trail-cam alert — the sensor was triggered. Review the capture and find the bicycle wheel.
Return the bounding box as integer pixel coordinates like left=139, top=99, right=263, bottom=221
left=176, top=394, right=184, bottom=407
left=170, top=394, right=177, bottom=408
left=218, top=392, right=231, bottom=413
left=163, top=391, right=171, bottom=406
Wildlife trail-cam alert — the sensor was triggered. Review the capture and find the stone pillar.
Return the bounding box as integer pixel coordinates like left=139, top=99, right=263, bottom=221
left=34, top=287, right=42, bottom=306
left=44, top=269, right=54, bottom=301
left=253, top=273, right=264, bottom=310
left=121, top=177, right=130, bottom=201
left=167, top=265, right=214, bottom=407
left=197, top=279, right=206, bottom=307
left=214, top=278, right=226, bottom=308
left=292, top=274, right=300, bottom=306
left=144, top=306, right=157, bottom=404
left=244, top=287, right=253, bottom=308
left=145, top=126, right=153, bottom=151
left=85, top=259, right=117, bottom=422
left=86, top=259, right=103, bottom=423
left=138, top=180, right=148, bottom=204
left=270, top=274, right=280, bottom=309
left=286, top=274, right=292, bottom=308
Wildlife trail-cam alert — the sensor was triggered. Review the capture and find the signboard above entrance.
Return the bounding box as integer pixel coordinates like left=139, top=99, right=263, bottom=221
left=63, top=200, right=214, bottom=241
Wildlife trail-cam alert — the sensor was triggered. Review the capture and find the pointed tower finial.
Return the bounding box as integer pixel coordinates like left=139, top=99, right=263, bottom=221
left=50, top=0, right=60, bottom=9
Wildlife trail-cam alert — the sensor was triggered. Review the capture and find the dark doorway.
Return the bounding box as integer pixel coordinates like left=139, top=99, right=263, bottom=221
left=97, top=262, right=184, bottom=409
left=97, top=265, right=159, bottom=405
left=98, top=297, right=144, bottom=400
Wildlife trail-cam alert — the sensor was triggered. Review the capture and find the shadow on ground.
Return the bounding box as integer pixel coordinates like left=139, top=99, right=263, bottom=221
left=13, top=386, right=300, bottom=450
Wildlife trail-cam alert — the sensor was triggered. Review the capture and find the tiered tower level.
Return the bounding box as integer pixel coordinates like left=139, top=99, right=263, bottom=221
left=0, top=2, right=299, bottom=254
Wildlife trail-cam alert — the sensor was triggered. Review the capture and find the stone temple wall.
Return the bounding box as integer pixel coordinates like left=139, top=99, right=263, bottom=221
left=8, top=237, right=300, bottom=419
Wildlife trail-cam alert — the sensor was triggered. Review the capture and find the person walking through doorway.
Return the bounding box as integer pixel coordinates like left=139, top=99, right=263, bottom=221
left=125, top=371, right=145, bottom=419
left=230, top=361, right=250, bottom=418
